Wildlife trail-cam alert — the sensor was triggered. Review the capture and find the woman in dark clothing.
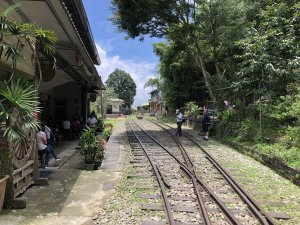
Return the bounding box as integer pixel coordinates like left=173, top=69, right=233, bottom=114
left=202, top=109, right=210, bottom=141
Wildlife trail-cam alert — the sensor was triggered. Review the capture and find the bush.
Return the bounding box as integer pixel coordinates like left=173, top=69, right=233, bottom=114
left=184, top=101, right=201, bottom=118
left=77, top=129, right=103, bottom=164
left=101, top=127, right=112, bottom=141
left=218, top=109, right=239, bottom=135
left=96, top=118, right=105, bottom=132
left=255, top=143, right=300, bottom=170
left=285, top=126, right=300, bottom=148
left=239, top=117, right=259, bottom=141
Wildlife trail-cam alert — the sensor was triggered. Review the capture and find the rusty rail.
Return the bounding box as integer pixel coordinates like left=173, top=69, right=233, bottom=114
left=151, top=120, right=278, bottom=225
left=134, top=121, right=241, bottom=225
left=127, top=122, right=176, bottom=225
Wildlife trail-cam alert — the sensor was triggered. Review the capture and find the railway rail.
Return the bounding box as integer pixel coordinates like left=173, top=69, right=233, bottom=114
left=126, top=119, right=290, bottom=225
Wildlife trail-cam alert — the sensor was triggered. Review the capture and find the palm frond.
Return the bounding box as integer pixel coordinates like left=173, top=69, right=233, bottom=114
left=0, top=77, right=40, bottom=142
left=20, top=117, right=40, bottom=133
left=0, top=3, right=21, bottom=17
left=3, top=126, right=25, bottom=142
left=0, top=16, right=14, bottom=33
left=35, top=29, right=58, bottom=56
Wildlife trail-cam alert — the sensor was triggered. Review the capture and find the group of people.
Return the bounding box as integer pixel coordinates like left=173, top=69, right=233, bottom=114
left=36, top=111, right=99, bottom=168
left=175, top=108, right=211, bottom=140
left=36, top=123, right=61, bottom=168
left=59, top=112, right=98, bottom=141
left=61, top=117, right=83, bottom=140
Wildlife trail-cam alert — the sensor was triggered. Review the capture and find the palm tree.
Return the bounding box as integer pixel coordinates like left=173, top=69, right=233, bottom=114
left=144, top=77, right=161, bottom=90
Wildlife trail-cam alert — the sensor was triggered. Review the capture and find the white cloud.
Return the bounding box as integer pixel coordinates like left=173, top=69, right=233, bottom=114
left=95, top=44, right=157, bottom=106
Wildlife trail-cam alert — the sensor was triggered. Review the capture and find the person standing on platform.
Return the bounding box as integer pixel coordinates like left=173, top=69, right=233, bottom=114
left=175, top=109, right=183, bottom=136
left=202, top=109, right=211, bottom=141
left=87, top=111, right=98, bottom=128
left=62, top=118, right=71, bottom=140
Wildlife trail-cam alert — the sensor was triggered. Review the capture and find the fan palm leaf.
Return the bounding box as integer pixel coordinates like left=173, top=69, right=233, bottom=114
left=0, top=77, right=40, bottom=142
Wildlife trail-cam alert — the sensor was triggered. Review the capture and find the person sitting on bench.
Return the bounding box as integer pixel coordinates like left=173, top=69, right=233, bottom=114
left=36, top=125, right=61, bottom=168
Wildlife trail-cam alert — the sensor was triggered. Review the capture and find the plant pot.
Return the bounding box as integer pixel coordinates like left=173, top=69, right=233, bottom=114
left=0, top=175, right=9, bottom=213
left=94, top=160, right=102, bottom=170
left=84, top=163, right=95, bottom=171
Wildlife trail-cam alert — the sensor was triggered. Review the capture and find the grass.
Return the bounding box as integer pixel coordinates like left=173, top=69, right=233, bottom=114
left=215, top=119, right=300, bottom=173
left=104, top=118, right=122, bottom=128
left=213, top=145, right=300, bottom=225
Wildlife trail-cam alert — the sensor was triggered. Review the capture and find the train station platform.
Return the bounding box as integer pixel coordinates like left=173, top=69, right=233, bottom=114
left=0, top=120, right=127, bottom=225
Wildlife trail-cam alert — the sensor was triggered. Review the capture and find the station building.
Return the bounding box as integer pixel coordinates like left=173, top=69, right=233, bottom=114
left=0, top=0, right=104, bottom=206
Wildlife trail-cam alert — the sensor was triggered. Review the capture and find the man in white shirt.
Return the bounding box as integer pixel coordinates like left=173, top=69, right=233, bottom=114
left=62, top=118, right=71, bottom=140
left=175, top=109, right=183, bottom=136
left=87, top=112, right=98, bottom=128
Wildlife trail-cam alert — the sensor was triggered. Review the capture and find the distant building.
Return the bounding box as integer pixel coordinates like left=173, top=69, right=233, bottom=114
left=105, top=98, right=124, bottom=115
left=148, top=89, right=166, bottom=117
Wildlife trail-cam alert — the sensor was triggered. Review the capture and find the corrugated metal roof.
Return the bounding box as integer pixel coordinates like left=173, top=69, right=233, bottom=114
left=60, top=0, right=100, bottom=65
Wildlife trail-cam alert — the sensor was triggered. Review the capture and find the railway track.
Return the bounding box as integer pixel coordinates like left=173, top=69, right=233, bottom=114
left=126, top=119, right=290, bottom=225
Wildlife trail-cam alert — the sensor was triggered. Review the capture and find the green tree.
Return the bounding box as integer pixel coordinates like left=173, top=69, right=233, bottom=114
left=105, top=69, right=136, bottom=110
left=234, top=2, right=300, bottom=99
left=153, top=41, right=207, bottom=108
left=111, top=0, right=250, bottom=104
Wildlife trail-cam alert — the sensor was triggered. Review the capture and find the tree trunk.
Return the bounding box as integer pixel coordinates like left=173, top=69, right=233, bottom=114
left=215, top=61, right=222, bottom=78
left=192, top=41, right=216, bottom=103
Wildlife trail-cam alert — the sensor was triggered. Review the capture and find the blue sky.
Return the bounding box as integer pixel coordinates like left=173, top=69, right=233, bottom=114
left=82, top=0, right=161, bottom=106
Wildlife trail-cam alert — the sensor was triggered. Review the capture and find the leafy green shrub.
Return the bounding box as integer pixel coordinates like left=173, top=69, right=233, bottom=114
left=77, top=129, right=103, bottom=164
left=184, top=101, right=201, bottom=118
left=269, top=96, right=296, bottom=125
left=285, top=126, right=300, bottom=147
left=255, top=143, right=300, bottom=170
left=218, top=109, right=239, bottom=135
left=239, top=117, right=259, bottom=141
left=96, top=118, right=105, bottom=132
left=101, top=127, right=112, bottom=141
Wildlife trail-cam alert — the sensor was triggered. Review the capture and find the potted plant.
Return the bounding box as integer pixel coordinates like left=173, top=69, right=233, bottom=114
left=94, top=135, right=106, bottom=170
left=101, top=126, right=113, bottom=141
left=94, top=136, right=106, bottom=170
left=77, top=129, right=102, bottom=170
